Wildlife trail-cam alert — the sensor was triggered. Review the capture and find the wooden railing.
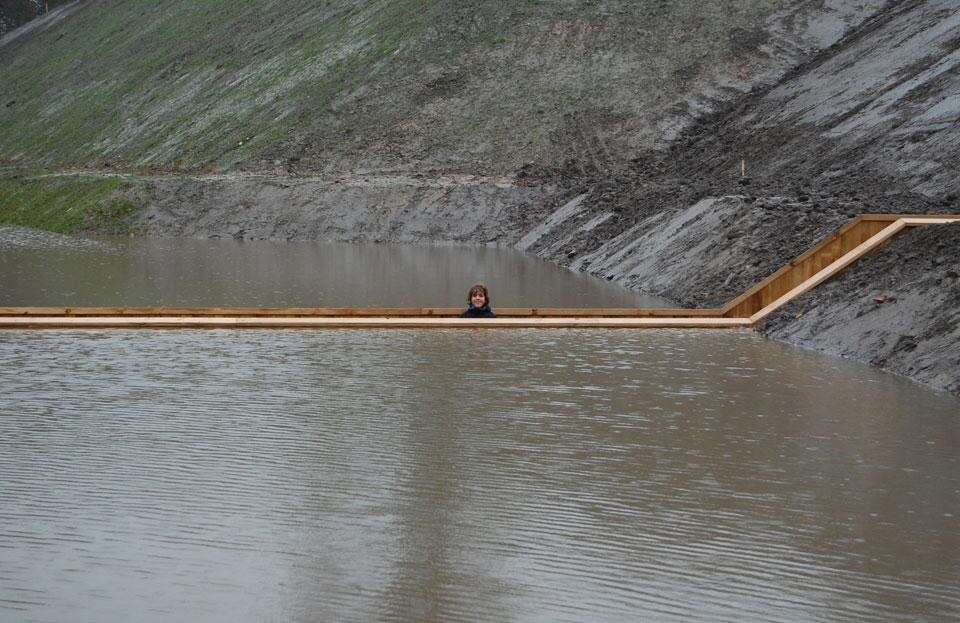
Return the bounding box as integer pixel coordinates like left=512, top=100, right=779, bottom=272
left=0, top=306, right=722, bottom=318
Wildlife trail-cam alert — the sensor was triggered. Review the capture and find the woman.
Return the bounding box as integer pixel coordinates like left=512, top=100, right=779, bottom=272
left=460, top=283, right=496, bottom=318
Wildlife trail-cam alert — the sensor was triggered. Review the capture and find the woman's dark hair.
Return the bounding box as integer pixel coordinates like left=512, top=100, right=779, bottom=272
left=467, top=283, right=490, bottom=306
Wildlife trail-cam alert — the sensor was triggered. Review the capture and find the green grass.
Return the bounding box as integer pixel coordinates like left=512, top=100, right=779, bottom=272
left=0, top=0, right=440, bottom=169
left=0, top=0, right=798, bottom=179
left=0, top=172, right=137, bottom=234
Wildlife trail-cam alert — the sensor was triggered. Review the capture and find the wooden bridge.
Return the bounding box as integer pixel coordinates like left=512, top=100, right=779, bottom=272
left=1, top=214, right=957, bottom=329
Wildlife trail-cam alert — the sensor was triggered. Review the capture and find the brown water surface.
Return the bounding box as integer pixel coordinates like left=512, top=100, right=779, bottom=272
left=0, top=226, right=666, bottom=308
left=0, top=227, right=958, bottom=622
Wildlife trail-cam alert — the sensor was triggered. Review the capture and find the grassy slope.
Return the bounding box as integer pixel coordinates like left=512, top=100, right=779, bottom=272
left=0, top=170, right=132, bottom=233
left=1, top=0, right=432, bottom=166
left=0, top=0, right=795, bottom=176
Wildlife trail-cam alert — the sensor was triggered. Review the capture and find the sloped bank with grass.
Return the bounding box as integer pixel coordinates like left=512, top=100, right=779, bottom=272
left=0, top=169, right=140, bottom=234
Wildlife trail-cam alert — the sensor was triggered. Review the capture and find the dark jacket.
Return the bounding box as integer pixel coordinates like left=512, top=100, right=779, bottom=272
left=460, top=304, right=496, bottom=318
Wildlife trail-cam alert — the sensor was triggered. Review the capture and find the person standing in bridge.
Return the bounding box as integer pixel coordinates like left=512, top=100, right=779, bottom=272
left=460, top=284, right=496, bottom=318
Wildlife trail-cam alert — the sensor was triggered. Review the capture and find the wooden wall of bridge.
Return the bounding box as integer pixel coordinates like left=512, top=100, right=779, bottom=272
left=721, top=215, right=955, bottom=319
left=1, top=214, right=957, bottom=329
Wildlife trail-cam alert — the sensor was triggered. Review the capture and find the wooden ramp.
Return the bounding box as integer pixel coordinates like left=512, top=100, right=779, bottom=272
left=1, top=214, right=956, bottom=330
left=723, top=215, right=960, bottom=323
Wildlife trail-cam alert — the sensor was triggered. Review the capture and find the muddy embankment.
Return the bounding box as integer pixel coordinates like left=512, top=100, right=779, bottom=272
left=518, top=0, right=960, bottom=395
left=129, top=0, right=960, bottom=394
left=761, top=224, right=960, bottom=396
left=133, top=173, right=554, bottom=244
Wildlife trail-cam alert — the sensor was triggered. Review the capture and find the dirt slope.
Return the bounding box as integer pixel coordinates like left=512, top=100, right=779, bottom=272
left=520, top=0, right=960, bottom=394
left=760, top=224, right=960, bottom=396
left=0, top=0, right=881, bottom=173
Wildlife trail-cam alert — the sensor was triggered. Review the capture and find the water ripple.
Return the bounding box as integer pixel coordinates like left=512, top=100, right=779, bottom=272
left=0, top=329, right=958, bottom=622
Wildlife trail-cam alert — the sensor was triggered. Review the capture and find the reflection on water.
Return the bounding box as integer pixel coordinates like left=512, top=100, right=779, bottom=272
left=0, top=226, right=666, bottom=308
left=1, top=329, right=958, bottom=622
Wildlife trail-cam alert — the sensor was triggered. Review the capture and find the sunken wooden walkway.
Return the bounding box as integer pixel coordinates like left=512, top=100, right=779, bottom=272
left=1, top=214, right=957, bottom=329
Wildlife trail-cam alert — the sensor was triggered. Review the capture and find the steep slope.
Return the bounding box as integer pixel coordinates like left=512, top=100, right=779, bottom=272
left=521, top=0, right=960, bottom=393
left=1, top=0, right=881, bottom=174
left=760, top=223, right=960, bottom=396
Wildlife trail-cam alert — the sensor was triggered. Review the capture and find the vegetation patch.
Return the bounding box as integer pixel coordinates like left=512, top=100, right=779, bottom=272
left=0, top=0, right=801, bottom=175
left=0, top=171, right=138, bottom=234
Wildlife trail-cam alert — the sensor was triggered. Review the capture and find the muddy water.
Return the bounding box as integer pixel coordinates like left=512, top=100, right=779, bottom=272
left=1, top=228, right=959, bottom=622
left=0, top=227, right=666, bottom=308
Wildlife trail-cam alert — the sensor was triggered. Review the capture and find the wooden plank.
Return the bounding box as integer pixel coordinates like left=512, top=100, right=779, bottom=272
left=784, top=215, right=864, bottom=266
left=900, top=216, right=960, bottom=225
left=0, top=306, right=464, bottom=317
left=0, top=306, right=721, bottom=318
left=720, top=264, right=794, bottom=316
left=858, top=213, right=957, bottom=222
left=722, top=215, right=959, bottom=317
left=749, top=219, right=908, bottom=323
left=0, top=315, right=753, bottom=329
left=473, top=308, right=723, bottom=317
left=50, top=306, right=467, bottom=317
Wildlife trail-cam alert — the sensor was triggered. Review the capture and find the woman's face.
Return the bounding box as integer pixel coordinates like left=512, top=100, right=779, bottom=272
left=470, top=291, right=487, bottom=307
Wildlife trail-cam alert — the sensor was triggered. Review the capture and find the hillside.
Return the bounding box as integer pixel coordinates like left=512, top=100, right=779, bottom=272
left=518, top=0, right=960, bottom=393
left=0, top=0, right=883, bottom=173
left=0, top=0, right=958, bottom=394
